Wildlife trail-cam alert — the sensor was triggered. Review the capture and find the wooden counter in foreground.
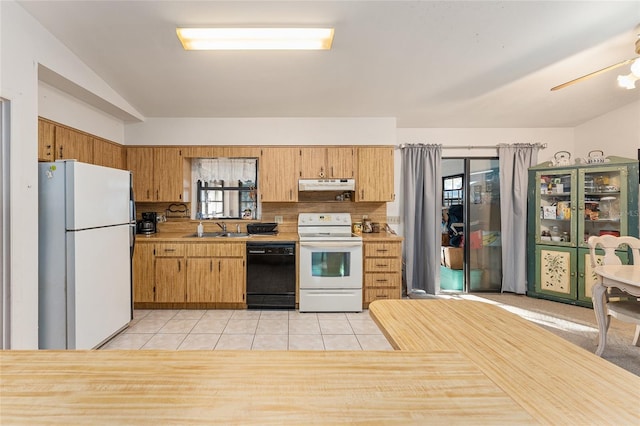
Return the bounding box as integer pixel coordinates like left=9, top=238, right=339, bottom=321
left=2, top=299, right=638, bottom=424
left=369, top=299, right=640, bottom=425
left=1, top=350, right=534, bottom=425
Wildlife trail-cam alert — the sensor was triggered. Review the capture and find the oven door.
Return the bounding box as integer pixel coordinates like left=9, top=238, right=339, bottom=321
left=299, top=241, right=362, bottom=289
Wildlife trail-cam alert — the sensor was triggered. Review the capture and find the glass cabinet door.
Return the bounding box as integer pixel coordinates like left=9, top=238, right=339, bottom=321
left=535, top=170, right=577, bottom=247
left=578, top=166, right=628, bottom=248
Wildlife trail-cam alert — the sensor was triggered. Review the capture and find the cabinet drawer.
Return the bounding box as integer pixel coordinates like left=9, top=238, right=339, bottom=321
left=364, top=273, right=400, bottom=288
left=364, top=258, right=401, bottom=273
left=187, top=242, right=244, bottom=257
left=364, top=287, right=401, bottom=303
left=365, top=242, right=401, bottom=258
left=155, top=243, right=185, bottom=257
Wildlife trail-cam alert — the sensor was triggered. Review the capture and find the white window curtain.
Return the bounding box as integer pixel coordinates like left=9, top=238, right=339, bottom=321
left=498, top=143, right=543, bottom=294
left=401, top=144, right=442, bottom=296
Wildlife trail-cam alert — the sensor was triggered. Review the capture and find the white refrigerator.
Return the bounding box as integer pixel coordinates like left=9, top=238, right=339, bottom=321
left=38, top=160, right=135, bottom=349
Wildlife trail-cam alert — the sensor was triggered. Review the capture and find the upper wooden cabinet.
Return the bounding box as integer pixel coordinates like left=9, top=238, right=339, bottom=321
left=259, top=147, right=299, bottom=202
left=300, top=147, right=355, bottom=179
left=54, top=125, right=94, bottom=163
left=38, top=118, right=125, bottom=169
left=38, top=119, right=55, bottom=162
left=93, top=137, right=125, bottom=169
left=154, top=147, right=185, bottom=202
left=127, top=147, right=186, bottom=202
left=127, top=147, right=155, bottom=201
left=356, top=146, right=395, bottom=202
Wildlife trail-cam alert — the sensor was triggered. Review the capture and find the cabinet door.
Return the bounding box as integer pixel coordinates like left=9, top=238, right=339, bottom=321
left=55, top=126, right=93, bottom=163
left=155, top=258, right=186, bottom=303
left=535, top=245, right=577, bottom=299
left=154, top=147, right=184, bottom=202
left=356, top=147, right=394, bottom=202
left=133, top=243, right=155, bottom=303
left=259, top=147, right=299, bottom=202
left=93, top=138, right=125, bottom=169
left=186, top=258, right=216, bottom=303
left=327, top=147, right=355, bottom=178
left=579, top=166, right=629, bottom=248
left=216, top=258, right=245, bottom=303
left=577, top=247, right=629, bottom=303
left=300, top=147, right=326, bottom=178
left=535, top=170, right=577, bottom=247
left=38, top=119, right=55, bottom=162
left=127, top=147, right=155, bottom=201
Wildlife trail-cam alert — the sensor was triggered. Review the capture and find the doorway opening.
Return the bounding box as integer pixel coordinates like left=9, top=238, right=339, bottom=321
left=441, top=158, right=502, bottom=292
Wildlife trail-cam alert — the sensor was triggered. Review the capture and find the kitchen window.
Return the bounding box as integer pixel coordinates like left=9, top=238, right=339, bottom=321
left=192, top=158, right=257, bottom=219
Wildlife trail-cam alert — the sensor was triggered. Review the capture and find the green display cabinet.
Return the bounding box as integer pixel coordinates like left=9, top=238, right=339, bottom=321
left=527, top=156, right=639, bottom=307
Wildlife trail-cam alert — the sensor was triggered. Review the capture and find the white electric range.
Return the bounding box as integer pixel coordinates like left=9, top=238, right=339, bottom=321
left=297, top=213, right=363, bottom=312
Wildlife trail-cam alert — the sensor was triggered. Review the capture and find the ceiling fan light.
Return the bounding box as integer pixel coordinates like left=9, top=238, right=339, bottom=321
left=630, top=58, right=640, bottom=77
left=617, top=73, right=637, bottom=89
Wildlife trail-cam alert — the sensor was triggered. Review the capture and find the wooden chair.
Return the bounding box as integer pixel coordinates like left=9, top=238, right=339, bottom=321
left=588, top=235, right=640, bottom=348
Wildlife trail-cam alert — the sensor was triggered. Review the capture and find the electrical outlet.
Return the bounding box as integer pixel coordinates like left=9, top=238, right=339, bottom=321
left=386, top=216, right=400, bottom=224
left=274, top=215, right=283, bottom=224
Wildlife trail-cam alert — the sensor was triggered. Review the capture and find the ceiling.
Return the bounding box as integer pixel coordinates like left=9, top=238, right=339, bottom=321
left=18, top=1, right=640, bottom=128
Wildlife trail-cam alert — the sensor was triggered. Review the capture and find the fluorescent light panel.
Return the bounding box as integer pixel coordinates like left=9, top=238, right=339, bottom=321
left=176, top=27, right=334, bottom=50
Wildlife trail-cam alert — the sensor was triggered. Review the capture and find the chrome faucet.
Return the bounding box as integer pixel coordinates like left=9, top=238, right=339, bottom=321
left=216, top=222, right=227, bottom=232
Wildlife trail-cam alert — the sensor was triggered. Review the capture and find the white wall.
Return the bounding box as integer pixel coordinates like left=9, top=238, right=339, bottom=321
left=125, top=117, right=397, bottom=146
left=0, top=0, right=140, bottom=348
left=574, top=100, right=640, bottom=160
left=39, top=82, right=126, bottom=144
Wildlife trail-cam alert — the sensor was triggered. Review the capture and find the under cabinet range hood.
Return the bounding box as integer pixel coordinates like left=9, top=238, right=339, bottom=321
left=298, top=178, right=355, bottom=192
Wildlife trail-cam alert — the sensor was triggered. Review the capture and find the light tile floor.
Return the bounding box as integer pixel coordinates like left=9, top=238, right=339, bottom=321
left=101, top=309, right=394, bottom=351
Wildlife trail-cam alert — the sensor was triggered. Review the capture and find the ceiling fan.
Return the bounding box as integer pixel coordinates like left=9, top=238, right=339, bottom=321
left=551, top=33, right=640, bottom=91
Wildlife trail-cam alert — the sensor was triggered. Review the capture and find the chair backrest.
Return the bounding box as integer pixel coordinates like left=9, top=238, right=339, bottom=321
left=587, top=235, right=640, bottom=268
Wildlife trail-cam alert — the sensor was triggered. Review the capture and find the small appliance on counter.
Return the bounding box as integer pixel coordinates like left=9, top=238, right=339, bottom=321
left=136, top=212, right=157, bottom=235
left=247, top=222, right=278, bottom=235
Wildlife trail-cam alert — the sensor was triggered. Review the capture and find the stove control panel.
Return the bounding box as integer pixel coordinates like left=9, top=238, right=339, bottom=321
left=298, top=213, right=352, bottom=226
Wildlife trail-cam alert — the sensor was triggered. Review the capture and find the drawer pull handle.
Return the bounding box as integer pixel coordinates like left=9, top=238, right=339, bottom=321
left=376, top=263, right=389, bottom=267
left=376, top=249, right=389, bottom=252
left=377, top=295, right=389, bottom=299
left=375, top=279, right=389, bottom=283
left=164, top=248, right=176, bottom=252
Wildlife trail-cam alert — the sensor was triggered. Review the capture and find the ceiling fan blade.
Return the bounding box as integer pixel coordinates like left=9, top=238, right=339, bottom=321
left=550, top=57, right=638, bottom=91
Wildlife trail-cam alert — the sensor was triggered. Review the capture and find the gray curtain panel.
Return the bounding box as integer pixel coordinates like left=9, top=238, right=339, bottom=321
left=498, top=143, right=542, bottom=294
left=401, top=144, right=442, bottom=295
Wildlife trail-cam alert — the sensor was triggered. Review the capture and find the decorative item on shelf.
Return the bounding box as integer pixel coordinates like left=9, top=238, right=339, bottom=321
left=166, top=203, right=190, bottom=218
left=586, top=150, right=607, bottom=164
left=552, top=151, right=572, bottom=167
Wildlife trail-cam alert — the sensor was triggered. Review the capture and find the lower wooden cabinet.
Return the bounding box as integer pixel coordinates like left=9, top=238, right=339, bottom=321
left=133, top=242, right=155, bottom=303
left=133, top=241, right=245, bottom=308
left=186, top=243, right=245, bottom=306
left=363, top=240, right=402, bottom=307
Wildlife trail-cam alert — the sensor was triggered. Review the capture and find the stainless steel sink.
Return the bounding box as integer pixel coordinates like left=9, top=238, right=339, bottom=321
left=219, top=232, right=250, bottom=238
left=183, top=232, right=249, bottom=238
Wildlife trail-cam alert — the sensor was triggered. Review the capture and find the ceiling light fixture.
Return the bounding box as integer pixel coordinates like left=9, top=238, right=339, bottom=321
left=617, top=58, right=640, bottom=89
left=176, top=27, right=334, bottom=50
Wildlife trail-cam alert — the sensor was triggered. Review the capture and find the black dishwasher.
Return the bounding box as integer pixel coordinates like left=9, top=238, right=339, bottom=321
left=246, top=242, right=296, bottom=309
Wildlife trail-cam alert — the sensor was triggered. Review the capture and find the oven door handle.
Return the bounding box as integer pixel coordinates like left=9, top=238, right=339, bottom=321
left=300, top=241, right=362, bottom=248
